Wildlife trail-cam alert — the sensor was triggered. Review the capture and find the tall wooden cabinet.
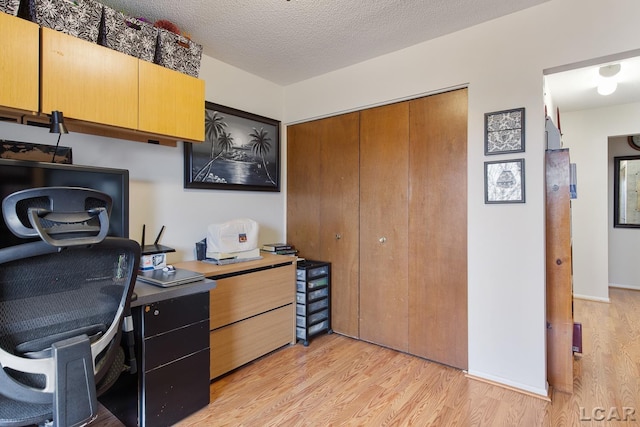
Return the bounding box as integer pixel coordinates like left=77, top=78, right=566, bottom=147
left=287, top=88, right=468, bottom=369
left=545, top=148, right=574, bottom=394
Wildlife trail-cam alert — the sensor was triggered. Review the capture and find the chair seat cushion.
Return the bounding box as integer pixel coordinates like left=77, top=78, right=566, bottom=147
left=0, top=395, right=51, bottom=427
left=15, top=323, right=106, bottom=359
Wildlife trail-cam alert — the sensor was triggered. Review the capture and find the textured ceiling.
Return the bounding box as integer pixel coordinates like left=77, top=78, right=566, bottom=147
left=99, top=0, right=548, bottom=85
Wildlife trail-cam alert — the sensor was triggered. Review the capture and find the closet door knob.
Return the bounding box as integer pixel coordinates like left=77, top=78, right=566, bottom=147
left=379, top=237, right=387, bottom=244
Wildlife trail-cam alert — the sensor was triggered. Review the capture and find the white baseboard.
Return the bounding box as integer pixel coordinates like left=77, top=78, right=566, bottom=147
left=465, top=370, right=549, bottom=399
left=609, top=283, right=640, bottom=291
left=573, top=293, right=610, bottom=303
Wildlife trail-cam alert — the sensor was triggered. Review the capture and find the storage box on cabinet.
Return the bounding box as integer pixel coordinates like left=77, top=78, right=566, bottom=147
left=296, top=260, right=332, bottom=346
left=100, top=5, right=158, bottom=62
left=155, top=27, right=202, bottom=77
left=0, top=0, right=19, bottom=15
left=26, top=0, right=103, bottom=43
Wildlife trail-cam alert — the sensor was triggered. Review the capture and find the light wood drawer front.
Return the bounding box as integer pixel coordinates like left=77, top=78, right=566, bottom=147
left=209, top=305, right=293, bottom=379
left=209, top=264, right=295, bottom=330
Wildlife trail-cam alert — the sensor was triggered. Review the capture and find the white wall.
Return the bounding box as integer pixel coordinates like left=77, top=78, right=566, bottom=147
left=608, top=134, right=640, bottom=291
left=282, top=0, right=640, bottom=396
left=561, top=102, right=640, bottom=300
left=0, top=54, right=285, bottom=263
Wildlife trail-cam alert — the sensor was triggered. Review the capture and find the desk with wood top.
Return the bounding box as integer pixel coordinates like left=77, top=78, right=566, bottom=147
left=175, top=253, right=297, bottom=380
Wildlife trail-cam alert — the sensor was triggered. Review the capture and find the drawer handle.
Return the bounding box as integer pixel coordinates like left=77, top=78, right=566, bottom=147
left=335, top=233, right=342, bottom=240
left=379, top=237, right=386, bottom=244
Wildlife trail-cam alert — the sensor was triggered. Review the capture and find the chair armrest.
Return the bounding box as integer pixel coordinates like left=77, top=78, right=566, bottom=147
left=52, top=335, right=98, bottom=427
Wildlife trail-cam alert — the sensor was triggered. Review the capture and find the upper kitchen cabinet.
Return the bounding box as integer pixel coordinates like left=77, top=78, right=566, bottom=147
left=138, top=60, right=205, bottom=142
left=39, top=26, right=204, bottom=144
left=0, top=13, right=39, bottom=115
left=41, top=27, right=139, bottom=130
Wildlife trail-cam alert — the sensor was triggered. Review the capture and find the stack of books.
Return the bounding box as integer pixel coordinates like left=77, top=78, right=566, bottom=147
left=261, top=243, right=298, bottom=256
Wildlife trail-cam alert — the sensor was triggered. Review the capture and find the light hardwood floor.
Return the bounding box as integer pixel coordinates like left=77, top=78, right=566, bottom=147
left=94, top=288, right=640, bottom=426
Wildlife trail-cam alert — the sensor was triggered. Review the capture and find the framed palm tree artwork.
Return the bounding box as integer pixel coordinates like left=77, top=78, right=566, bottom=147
left=184, top=102, right=280, bottom=191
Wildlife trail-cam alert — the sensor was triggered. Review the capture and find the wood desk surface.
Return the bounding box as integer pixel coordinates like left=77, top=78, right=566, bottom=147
left=174, top=253, right=296, bottom=278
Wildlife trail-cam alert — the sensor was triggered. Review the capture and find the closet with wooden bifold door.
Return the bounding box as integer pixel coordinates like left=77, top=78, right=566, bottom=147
left=287, top=88, right=468, bottom=369
left=359, top=101, right=410, bottom=351
left=287, top=112, right=360, bottom=339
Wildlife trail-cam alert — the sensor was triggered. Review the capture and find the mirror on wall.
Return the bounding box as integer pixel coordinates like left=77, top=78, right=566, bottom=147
left=614, top=155, right=640, bottom=228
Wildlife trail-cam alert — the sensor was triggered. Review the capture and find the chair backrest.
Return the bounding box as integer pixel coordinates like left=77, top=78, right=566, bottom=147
left=0, top=187, right=140, bottom=427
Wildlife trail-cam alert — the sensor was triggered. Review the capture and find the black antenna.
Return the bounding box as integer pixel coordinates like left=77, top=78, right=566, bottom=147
left=141, top=224, right=146, bottom=248
left=154, top=225, right=165, bottom=245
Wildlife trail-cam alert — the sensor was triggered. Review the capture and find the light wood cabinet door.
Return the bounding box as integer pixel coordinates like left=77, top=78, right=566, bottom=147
left=0, top=13, right=39, bottom=113
left=408, top=89, right=468, bottom=369
left=41, top=28, right=138, bottom=129
left=359, top=102, right=410, bottom=351
left=138, top=60, right=205, bottom=142
left=287, top=112, right=360, bottom=338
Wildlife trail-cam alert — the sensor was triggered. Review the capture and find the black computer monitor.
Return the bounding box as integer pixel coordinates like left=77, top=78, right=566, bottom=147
left=0, top=158, right=129, bottom=249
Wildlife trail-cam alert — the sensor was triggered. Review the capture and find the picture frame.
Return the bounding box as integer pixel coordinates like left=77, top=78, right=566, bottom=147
left=1, top=140, right=72, bottom=164
left=484, top=107, right=525, bottom=155
left=184, top=102, right=280, bottom=192
left=484, top=158, right=525, bottom=204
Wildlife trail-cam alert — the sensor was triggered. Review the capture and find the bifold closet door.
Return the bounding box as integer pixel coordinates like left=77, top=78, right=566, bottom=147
left=408, top=88, right=468, bottom=369
left=317, top=113, right=360, bottom=338
left=359, top=102, right=410, bottom=351
left=287, top=120, right=322, bottom=256
left=287, top=113, right=361, bottom=338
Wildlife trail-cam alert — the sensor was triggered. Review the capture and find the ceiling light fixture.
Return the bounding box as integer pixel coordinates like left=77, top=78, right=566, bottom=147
left=597, top=64, right=621, bottom=96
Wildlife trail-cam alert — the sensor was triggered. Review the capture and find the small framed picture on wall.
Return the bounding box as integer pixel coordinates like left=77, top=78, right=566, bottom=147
left=484, top=108, right=525, bottom=155
left=484, top=158, right=525, bottom=204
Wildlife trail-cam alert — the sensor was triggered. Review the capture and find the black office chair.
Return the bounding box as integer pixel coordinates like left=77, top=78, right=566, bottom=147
left=0, top=187, right=140, bottom=427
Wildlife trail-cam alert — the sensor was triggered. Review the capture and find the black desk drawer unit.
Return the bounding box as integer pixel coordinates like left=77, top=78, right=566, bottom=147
left=100, top=291, right=210, bottom=427
left=138, top=291, right=210, bottom=427
left=296, top=260, right=332, bottom=346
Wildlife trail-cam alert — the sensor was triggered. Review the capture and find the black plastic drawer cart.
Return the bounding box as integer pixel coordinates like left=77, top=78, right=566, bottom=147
left=296, top=260, right=332, bottom=346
